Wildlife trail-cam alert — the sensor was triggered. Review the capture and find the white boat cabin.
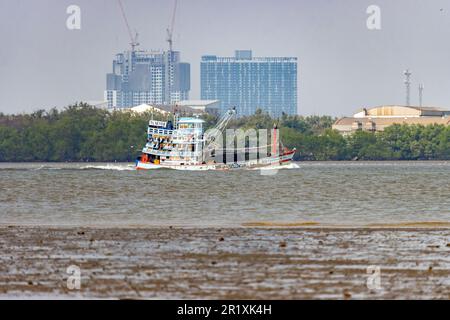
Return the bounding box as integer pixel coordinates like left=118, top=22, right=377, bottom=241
left=142, top=117, right=206, bottom=165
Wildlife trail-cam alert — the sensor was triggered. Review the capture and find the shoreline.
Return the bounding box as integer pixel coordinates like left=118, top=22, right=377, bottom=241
left=2, top=221, right=450, bottom=230
left=1, top=225, right=449, bottom=299
left=1, top=160, right=449, bottom=164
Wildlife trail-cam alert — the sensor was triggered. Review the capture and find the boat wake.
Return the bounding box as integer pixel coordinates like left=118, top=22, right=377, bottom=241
left=0, top=162, right=300, bottom=172
left=79, top=164, right=135, bottom=171
left=0, top=164, right=136, bottom=172
left=253, top=162, right=300, bottom=171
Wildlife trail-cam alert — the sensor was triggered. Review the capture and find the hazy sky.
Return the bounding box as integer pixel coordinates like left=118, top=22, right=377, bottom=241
left=1, top=0, right=450, bottom=115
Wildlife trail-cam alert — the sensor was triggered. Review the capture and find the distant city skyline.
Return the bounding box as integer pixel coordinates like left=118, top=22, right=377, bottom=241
left=105, top=49, right=190, bottom=108
left=1, top=0, right=450, bottom=115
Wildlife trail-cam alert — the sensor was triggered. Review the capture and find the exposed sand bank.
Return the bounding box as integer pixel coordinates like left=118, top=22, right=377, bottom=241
left=242, top=221, right=450, bottom=228
left=0, top=226, right=449, bottom=299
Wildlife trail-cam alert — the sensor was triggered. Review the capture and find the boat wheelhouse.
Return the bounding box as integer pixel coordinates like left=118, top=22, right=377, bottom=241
left=140, top=117, right=206, bottom=167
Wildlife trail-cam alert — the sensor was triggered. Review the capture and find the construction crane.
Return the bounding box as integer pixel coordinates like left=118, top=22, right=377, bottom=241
left=117, top=0, right=139, bottom=51
left=166, top=0, right=178, bottom=52
left=165, top=0, right=178, bottom=105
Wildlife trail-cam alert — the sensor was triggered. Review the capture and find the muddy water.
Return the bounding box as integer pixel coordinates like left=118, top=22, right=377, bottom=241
left=0, top=161, right=449, bottom=227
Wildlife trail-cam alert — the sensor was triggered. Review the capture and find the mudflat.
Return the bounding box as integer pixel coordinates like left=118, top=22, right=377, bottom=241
left=0, top=226, right=449, bottom=299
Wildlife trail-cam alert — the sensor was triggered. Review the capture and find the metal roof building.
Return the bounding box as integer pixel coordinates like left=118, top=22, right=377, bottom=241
left=333, top=105, right=450, bottom=135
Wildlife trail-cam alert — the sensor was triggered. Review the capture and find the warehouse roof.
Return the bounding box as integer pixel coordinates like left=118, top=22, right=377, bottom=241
left=334, top=117, right=450, bottom=126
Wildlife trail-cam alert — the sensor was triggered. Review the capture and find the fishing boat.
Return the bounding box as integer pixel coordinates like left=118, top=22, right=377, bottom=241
left=135, top=108, right=296, bottom=170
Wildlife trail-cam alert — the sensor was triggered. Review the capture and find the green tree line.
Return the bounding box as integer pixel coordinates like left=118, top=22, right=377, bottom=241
left=0, top=104, right=448, bottom=162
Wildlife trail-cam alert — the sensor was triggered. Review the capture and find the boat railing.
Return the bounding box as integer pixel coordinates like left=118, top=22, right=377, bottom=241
left=171, top=137, right=205, bottom=144
left=148, top=128, right=175, bottom=135
left=143, top=148, right=201, bottom=158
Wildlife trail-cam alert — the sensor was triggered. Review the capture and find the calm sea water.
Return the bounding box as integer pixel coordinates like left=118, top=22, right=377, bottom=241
left=0, top=162, right=449, bottom=227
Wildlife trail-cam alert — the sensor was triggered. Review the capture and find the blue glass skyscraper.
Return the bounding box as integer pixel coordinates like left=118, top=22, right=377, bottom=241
left=201, top=50, right=297, bottom=117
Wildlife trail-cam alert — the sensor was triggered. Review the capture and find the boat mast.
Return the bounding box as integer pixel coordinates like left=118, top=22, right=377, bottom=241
left=203, top=107, right=236, bottom=152
left=272, top=123, right=279, bottom=157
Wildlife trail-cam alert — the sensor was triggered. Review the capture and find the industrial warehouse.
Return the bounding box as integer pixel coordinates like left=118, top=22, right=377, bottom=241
left=332, top=105, right=450, bottom=135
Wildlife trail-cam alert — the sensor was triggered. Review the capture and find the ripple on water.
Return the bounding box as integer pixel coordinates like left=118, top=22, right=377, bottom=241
left=0, top=161, right=449, bottom=227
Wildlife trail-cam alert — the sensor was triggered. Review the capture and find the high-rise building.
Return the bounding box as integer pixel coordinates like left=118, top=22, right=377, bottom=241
left=105, top=50, right=190, bottom=108
left=201, top=50, right=297, bottom=117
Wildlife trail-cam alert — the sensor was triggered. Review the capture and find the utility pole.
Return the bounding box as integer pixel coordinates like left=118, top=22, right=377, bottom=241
left=418, top=84, right=424, bottom=107
left=404, top=69, right=412, bottom=106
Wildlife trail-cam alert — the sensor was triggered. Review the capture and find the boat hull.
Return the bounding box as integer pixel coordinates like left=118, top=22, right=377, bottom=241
left=135, top=151, right=296, bottom=171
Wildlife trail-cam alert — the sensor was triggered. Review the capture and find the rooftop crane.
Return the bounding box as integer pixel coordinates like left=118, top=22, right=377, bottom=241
left=117, top=0, right=139, bottom=51
left=166, top=0, right=178, bottom=52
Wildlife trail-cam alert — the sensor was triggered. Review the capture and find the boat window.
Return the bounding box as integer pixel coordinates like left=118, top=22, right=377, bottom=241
left=179, top=123, right=194, bottom=129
